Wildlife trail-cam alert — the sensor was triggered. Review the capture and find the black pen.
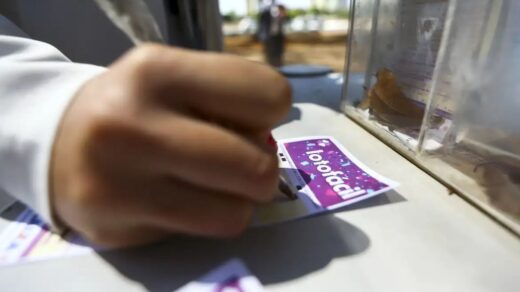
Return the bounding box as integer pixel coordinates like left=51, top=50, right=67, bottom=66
left=278, top=175, right=297, bottom=200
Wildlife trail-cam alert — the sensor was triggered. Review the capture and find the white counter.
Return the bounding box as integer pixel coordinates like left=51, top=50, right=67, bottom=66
left=1, top=74, right=518, bottom=292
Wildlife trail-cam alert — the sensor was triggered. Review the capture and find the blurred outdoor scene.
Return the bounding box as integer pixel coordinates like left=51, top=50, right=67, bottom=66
left=220, top=0, right=350, bottom=72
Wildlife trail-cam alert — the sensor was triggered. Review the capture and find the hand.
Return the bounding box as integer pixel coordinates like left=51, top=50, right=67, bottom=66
left=50, top=44, right=291, bottom=247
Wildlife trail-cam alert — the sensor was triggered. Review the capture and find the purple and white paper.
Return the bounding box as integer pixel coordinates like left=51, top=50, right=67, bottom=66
left=253, top=136, right=398, bottom=226
left=280, top=136, right=398, bottom=210
left=176, top=259, right=264, bottom=292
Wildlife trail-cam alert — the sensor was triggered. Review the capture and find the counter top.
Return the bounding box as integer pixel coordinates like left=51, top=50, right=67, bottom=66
left=1, top=73, right=518, bottom=292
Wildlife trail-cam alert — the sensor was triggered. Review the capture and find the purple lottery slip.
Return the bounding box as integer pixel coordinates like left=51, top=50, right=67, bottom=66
left=177, top=259, right=264, bottom=292
left=279, top=136, right=399, bottom=210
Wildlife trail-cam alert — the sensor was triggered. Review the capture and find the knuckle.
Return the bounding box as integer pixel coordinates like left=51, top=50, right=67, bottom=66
left=83, top=73, right=142, bottom=121
left=126, top=44, right=166, bottom=77
left=87, top=112, right=116, bottom=137
left=255, top=152, right=279, bottom=177
left=239, top=152, right=278, bottom=202
left=82, top=114, right=122, bottom=157
left=81, top=92, right=132, bottom=137
left=128, top=44, right=163, bottom=67
left=82, top=100, right=139, bottom=147
left=252, top=152, right=279, bottom=183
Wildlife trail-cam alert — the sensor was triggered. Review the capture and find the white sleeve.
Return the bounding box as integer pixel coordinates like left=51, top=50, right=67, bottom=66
left=0, top=16, right=106, bottom=228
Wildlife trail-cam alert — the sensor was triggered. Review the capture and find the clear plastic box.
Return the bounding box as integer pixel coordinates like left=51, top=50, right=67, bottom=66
left=342, top=0, right=520, bottom=233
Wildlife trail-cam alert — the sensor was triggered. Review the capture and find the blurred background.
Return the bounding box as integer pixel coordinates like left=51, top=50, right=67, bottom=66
left=219, top=0, right=350, bottom=72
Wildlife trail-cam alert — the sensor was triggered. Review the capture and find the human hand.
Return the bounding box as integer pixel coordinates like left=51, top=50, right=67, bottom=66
left=50, top=44, right=291, bottom=247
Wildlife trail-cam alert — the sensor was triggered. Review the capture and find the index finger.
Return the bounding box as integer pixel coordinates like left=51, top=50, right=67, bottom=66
left=129, top=45, right=292, bottom=131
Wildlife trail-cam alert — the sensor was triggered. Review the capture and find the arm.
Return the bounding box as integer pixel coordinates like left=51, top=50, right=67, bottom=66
left=0, top=16, right=291, bottom=247
left=0, top=16, right=105, bottom=227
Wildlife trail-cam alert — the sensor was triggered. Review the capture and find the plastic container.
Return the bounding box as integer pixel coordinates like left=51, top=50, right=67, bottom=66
left=342, top=0, right=520, bottom=233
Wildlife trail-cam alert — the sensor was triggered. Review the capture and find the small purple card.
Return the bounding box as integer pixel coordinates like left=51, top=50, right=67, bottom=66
left=176, top=259, right=264, bottom=292
left=279, top=136, right=398, bottom=210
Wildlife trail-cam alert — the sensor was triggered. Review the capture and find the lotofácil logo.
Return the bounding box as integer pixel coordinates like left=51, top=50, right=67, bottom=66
left=306, top=149, right=366, bottom=200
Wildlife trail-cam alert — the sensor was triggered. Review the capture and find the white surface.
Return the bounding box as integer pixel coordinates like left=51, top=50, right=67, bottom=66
left=0, top=74, right=518, bottom=292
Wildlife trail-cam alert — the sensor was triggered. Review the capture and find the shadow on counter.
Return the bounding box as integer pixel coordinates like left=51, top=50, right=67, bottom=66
left=99, top=216, right=367, bottom=292
left=98, top=190, right=406, bottom=292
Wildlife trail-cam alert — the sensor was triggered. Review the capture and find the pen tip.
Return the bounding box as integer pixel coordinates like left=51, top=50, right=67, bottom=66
left=278, top=178, right=297, bottom=200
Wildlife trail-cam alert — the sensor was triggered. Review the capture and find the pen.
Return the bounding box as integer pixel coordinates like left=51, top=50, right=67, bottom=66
left=278, top=175, right=297, bottom=200
left=95, top=0, right=297, bottom=200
